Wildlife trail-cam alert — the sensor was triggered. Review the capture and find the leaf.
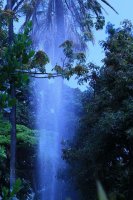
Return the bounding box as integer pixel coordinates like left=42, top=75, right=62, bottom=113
left=21, top=74, right=29, bottom=83
left=0, top=146, right=7, bottom=159
left=97, top=181, right=108, bottom=200
left=10, top=179, right=22, bottom=198
left=2, top=187, right=9, bottom=199
left=101, top=0, right=118, bottom=14
left=28, top=50, right=35, bottom=58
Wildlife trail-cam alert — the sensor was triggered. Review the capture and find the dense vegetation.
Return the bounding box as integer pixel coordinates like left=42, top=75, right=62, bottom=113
left=0, top=0, right=133, bottom=199
left=63, top=21, right=133, bottom=200
left=0, top=115, right=37, bottom=199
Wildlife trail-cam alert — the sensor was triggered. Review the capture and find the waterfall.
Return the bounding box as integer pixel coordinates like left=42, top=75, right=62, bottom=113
left=33, top=0, right=79, bottom=199
left=36, top=78, right=64, bottom=200
left=35, top=75, right=79, bottom=199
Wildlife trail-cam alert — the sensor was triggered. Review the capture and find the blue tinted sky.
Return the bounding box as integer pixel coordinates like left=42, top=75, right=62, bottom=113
left=89, top=0, right=133, bottom=65
left=68, top=0, right=133, bottom=89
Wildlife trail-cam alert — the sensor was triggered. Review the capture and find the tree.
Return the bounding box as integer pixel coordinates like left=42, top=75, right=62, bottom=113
left=0, top=1, right=57, bottom=191
left=21, top=0, right=117, bottom=51
left=0, top=0, right=117, bottom=195
left=63, top=20, right=133, bottom=200
left=0, top=1, right=89, bottom=192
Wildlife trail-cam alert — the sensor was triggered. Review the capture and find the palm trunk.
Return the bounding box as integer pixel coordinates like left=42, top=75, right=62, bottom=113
left=55, top=0, right=65, bottom=46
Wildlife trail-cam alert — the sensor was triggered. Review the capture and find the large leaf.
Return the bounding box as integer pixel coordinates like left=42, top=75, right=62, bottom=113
left=97, top=181, right=108, bottom=200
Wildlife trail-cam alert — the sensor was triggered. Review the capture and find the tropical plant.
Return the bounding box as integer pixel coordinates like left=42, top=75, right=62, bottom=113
left=20, top=0, right=117, bottom=51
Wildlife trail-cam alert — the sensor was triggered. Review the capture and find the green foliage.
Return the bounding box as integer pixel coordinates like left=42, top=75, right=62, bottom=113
left=63, top=21, right=133, bottom=200
left=0, top=4, right=89, bottom=110
left=31, top=50, right=49, bottom=73
left=0, top=7, right=51, bottom=110
left=0, top=116, right=36, bottom=145
left=59, top=40, right=89, bottom=80
left=2, top=179, right=22, bottom=200
left=0, top=146, right=6, bottom=160
left=0, top=116, right=37, bottom=198
left=17, top=124, right=36, bottom=145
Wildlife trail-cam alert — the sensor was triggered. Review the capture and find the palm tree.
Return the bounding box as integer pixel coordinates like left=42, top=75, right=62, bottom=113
left=20, top=0, right=118, bottom=52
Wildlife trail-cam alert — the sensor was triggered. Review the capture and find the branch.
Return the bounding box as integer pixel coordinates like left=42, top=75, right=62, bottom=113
left=9, top=69, right=64, bottom=78
left=30, top=75, right=62, bottom=79
left=15, top=70, right=63, bottom=76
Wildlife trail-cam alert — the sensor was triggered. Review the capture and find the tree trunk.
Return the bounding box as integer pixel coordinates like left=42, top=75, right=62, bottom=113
left=7, top=0, right=17, bottom=191
left=10, top=82, right=16, bottom=190
left=55, top=0, right=65, bottom=46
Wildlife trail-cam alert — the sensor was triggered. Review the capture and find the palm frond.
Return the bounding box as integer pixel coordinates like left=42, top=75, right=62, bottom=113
left=101, top=0, right=118, bottom=14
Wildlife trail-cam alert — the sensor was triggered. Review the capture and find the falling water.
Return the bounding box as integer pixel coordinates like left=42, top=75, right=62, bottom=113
left=36, top=77, right=64, bottom=200
left=33, top=0, right=79, bottom=199
left=35, top=77, right=79, bottom=199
